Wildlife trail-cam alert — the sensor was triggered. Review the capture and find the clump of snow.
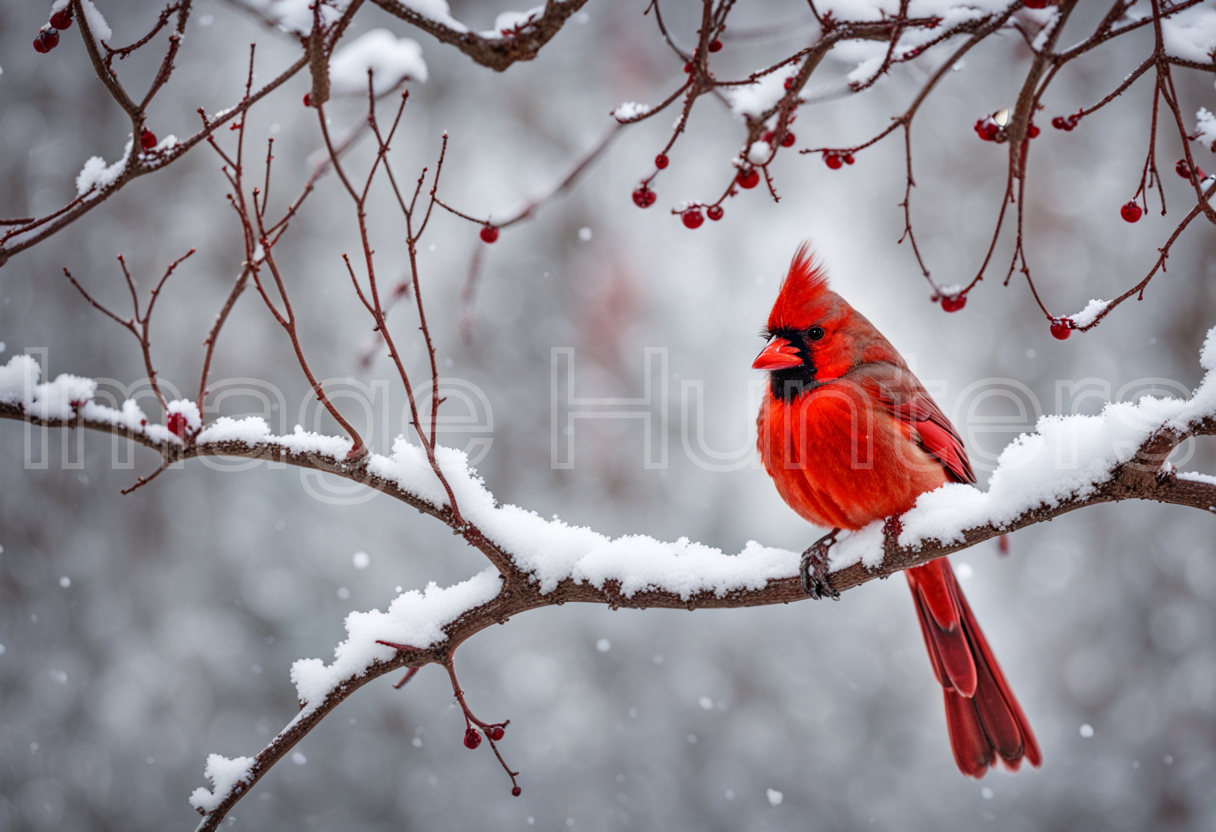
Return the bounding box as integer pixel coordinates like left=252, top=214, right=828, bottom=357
left=329, top=29, right=427, bottom=96
left=80, top=0, right=112, bottom=41
left=725, top=70, right=795, bottom=120
left=0, top=356, right=97, bottom=420
left=747, top=141, right=771, bottom=165
left=188, top=754, right=255, bottom=812
left=1161, top=7, right=1216, bottom=64
left=196, top=416, right=354, bottom=461
left=612, top=102, right=651, bottom=122
left=76, top=137, right=133, bottom=196
left=254, top=0, right=345, bottom=35
left=1069, top=299, right=1110, bottom=329
left=1196, top=108, right=1216, bottom=153
left=80, top=398, right=149, bottom=433
left=289, top=569, right=503, bottom=715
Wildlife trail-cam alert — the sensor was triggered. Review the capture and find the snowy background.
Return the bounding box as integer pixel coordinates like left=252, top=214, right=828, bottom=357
left=2, top=1, right=1216, bottom=830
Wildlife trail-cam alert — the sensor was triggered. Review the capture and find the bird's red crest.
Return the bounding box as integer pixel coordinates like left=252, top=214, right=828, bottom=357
left=767, top=243, right=832, bottom=332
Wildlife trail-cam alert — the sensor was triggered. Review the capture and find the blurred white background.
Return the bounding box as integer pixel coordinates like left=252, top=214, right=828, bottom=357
left=2, top=1, right=1216, bottom=829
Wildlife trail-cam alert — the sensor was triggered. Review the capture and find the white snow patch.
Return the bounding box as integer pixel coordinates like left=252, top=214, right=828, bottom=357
left=188, top=753, right=255, bottom=812
left=389, top=0, right=468, bottom=33
left=612, top=102, right=652, bottom=122
left=1196, top=108, right=1216, bottom=153
left=1069, top=299, right=1110, bottom=329
left=766, top=788, right=784, bottom=806
left=329, top=29, right=427, bottom=96
left=481, top=6, right=544, bottom=39
left=195, top=416, right=354, bottom=461
left=1161, top=8, right=1216, bottom=64
left=76, top=137, right=134, bottom=196
left=289, top=568, right=503, bottom=716
left=725, top=70, right=795, bottom=120
left=81, top=0, right=112, bottom=41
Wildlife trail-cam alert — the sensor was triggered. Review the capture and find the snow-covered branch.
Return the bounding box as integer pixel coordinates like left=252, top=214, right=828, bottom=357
left=4, top=322, right=1216, bottom=827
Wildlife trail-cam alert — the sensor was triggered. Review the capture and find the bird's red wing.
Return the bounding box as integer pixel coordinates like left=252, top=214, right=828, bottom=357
left=862, top=363, right=976, bottom=485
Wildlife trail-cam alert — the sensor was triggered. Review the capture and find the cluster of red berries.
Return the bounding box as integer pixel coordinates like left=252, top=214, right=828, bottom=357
left=463, top=724, right=506, bottom=749
left=761, top=129, right=797, bottom=148
left=822, top=151, right=855, bottom=169
left=683, top=39, right=723, bottom=73
left=1176, top=158, right=1208, bottom=181
left=1051, top=113, right=1081, bottom=132
left=33, top=7, right=72, bottom=52
left=1120, top=201, right=1142, bottom=223
left=974, top=115, right=1000, bottom=141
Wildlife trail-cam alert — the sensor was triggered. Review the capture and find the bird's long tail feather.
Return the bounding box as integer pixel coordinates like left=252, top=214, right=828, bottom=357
left=906, top=558, right=1041, bottom=777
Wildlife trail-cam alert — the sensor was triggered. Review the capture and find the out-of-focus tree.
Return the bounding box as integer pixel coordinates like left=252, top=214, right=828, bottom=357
left=2, top=1, right=1216, bottom=830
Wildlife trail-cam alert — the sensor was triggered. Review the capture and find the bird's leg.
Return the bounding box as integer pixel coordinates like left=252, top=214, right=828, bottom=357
left=800, top=528, right=842, bottom=600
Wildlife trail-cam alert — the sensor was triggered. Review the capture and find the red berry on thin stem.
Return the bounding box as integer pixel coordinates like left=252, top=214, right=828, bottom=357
left=781, top=132, right=796, bottom=148
left=683, top=62, right=693, bottom=73
left=512, top=786, right=522, bottom=797
left=1050, top=319, right=1072, bottom=340
left=1028, top=124, right=1040, bottom=138
left=655, top=154, right=669, bottom=169
left=682, top=208, right=704, bottom=229
left=140, top=130, right=157, bottom=150
left=783, top=78, right=793, bottom=91
left=708, top=39, right=722, bottom=53
left=1176, top=159, right=1191, bottom=179
left=736, top=169, right=760, bottom=189
left=824, top=152, right=842, bottom=170
left=34, top=29, right=60, bottom=52
left=707, top=205, right=723, bottom=221
left=50, top=9, right=73, bottom=29
left=1120, top=201, right=1142, bottom=223
left=940, top=295, right=966, bottom=313
left=843, top=153, right=855, bottom=165
left=464, top=727, right=482, bottom=749
left=632, top=187, right=656, bottom=208
left=480, top=225, right=499, bottom=243
left=303, top=93, right=312, bottom=107
left=489, top=726, right=505, bottom=741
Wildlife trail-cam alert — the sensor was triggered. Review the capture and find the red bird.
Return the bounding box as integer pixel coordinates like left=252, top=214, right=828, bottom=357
left=754, top=245, right=1040, bottom=777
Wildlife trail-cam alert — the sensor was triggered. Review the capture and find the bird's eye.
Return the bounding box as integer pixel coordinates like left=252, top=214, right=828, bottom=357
left=808, top=326, right=825, bottom=341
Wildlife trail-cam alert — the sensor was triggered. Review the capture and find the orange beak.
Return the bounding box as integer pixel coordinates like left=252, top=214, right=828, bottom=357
left=752, top=335, right=803, bottom=370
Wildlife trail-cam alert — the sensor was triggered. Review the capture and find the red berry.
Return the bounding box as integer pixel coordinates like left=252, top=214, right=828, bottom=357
left=1051, top=116, right=1066, bottom=130
left=303, top=93, right=312, bottom=107
left=762, top=131, right=774, bottom=144
left=682, top=208, right=704, bottom=229
left=1050, top=319, right=1072, bottom=340
left=50, top=9, right=73, bottom=29
left=1028, top=124, right=1040, bottom=138
left=480, top=225, right=499, bottom=243
left=843, top=153, right=855, bottom=165
left=34, top=29, right=59, bottom=52
left=709, top=39, right=723, bottom=53
left=824, top=153, right=843, bottom=170
left=632, top=187, right=656, bottom=208
left=683, top=62, right=693, bottom=73
left=940, top=295, right=966, bottom=313
left=655, top=154, right=669, bottom=169
left=737, top=169, right=760, bottom=189
left=1176, top=159, right=1192, bottom=179
left=706, top=205, right=723, bottom=221
left=784, top=78, right=793, bottom=91
left=464, top=728, right=482, bottom=749
left=489, top=726, right=505, bottom=741
left=167, top=412, right=188, bottom=438
left=1024, top=0, right=1047, bottom=7
left=512, top=786, right=522, bottom=797
left=140, top=130, right=157, bottom=150
left=1120, top=201, right=1142, bottom=223
left=781, top=132, right=796, bottom=148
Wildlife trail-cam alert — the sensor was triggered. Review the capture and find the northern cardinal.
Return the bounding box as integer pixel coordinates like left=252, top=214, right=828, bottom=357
left=753, top=244, right=1040, bottom=777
